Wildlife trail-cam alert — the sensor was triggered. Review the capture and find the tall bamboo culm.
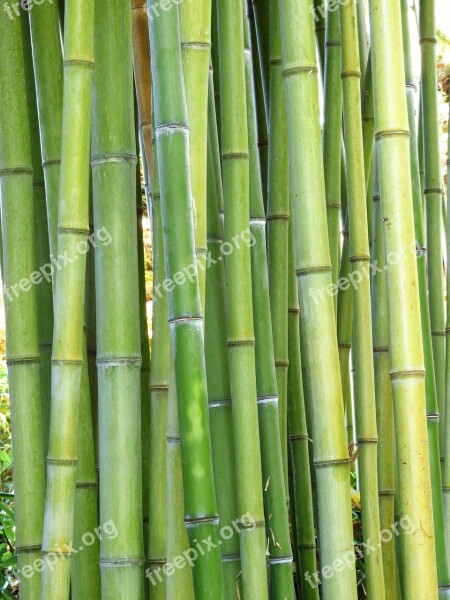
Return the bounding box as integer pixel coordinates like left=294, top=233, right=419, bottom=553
left=339, top=0, right=385, bottom=596
left=420, top=0, right=446, bottom=466
left=368, top=0, right=439, bottom=595
left=244, top=6, right=295, bottom=597
left=266, top=0, right=290, bottom=489
left=92, top=1, right=144, bottom=596
left=205, top=72, right=241, bottom=596
left=216, top=0, right=269, bottom=597
left=444, top=99, right=450, bottom=565
left=322, top=4, right=342, bottom=291
left=29, top=0, right=63, bottom=258
left=401, top=0, right=450, bottom=594
left=371, top=155, right=397, bottom=599
left=278, top=0, right=357, bottom=598
left=40, top=2, right=94, bottom=597
left=0, top=13, right=45, bottom=600
left=149, top=2, right=224, bottom=598
left=287, top=218, right=319, bottom=600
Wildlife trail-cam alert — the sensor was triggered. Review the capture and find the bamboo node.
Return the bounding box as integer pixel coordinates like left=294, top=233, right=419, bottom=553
left=100, top=557, right=145, bottom=568
left=0, top=166, right=32, bottom=177
left=257, top=395, right=278, bottom=405
left=431, top=330, right=446, bottom=337
left=63, top=59, right=95, bottom=70
left=295, top=265, right=331, bottom=276
left=155, top=123, right=189, bottom=134
left=46, top=458, right=78, bottom=466
left=91, top=152, right=137, bottom=166
left=96, top=356, right=142, bottom=367
left=419, top=37, right=437, bottom=45
left=282, top=65, right=318, bottom=78
left=373, top=346, right=389, bottom=353
left=426, top=413, right=440, bottom=421
left=378, top=490, right=395, bottom=497
left=325, top=41, right=341, bottom=48
left=349, top=255, right=371, bottom=263
left=51, top=359, right=83, bottom=366
left=180, top=42, right=211, bottom=51
left=424, top=187, right=443, bottom=195
left=57, top=226, right=90, bottom=236
left=209, top=398, right=232, bottom=408
left=314, top=458, right=349, bottom=469
left=185, top=516, right=220, bottom=527
left=356, top=437, right=378, bottom=444
left=389, top=368, right=426, bottom=380
left=375, top=129, right=410, bottom=141
left=269, top=58, right=282, bottom=66
left=6, top=356, right=40, bottom=366
left=373, top=194, right=381, bottom=203
left=221, top=152, right=249, bottom=161
left=168, top=315, right=203, bottom=325
left=341, top=70, right=361, bottom=79
left=268, top=556, right=293, bottom=564
left=227, top=338, right=255, bottom=347
left=297, top=543, right=316, bottom=550
left=16, top=544, right=42, bottom=554
left=266, top=214, right=289, bottom=221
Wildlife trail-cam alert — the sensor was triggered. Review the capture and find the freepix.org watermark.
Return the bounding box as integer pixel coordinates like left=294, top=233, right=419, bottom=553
left=13, top=520, right=118, bottom=582
left=2, top=0, right=53, bottom=19
left=153, top=228, right=256, bottom=299
left=304, top=515, right=415, bottom=589
left=146, top=513, right=255, bottom=587
left=308, top=240, right=424, bottom=305
left=3, top=226, right=112, bottom=304
left=309, top=0, right=358, bottom=23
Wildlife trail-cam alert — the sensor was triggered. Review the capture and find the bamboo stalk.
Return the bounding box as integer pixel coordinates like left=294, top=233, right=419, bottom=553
left=92, top=1, right=144, bottom=596
left=29, top=0, right=63, bottom=259
left=371, top=155, right=397, bottom=599
left=244, top=7, right=295, bottom=597
left=146, top=145, right=170, bottom=600
left=149, top=2, right=224, bottom=597
left=0, top=13, right=45, bottom=600
left=40, top=1, right=94, bottom=596
left=278, top=1, right=358, bottom=597
left=205, top=72, right=241, bottom=597
left=21, top=13, right=53, bottom=460
left=251, top=0, right=269, bottom=123
left=444, top=99, right=450, bottom=566
left=368, top=0, right=439, bottom=595
left=402, top=0, right=450, bottom=593
left=322, top=5, right=342, bottom=291
left=339, top=1, right=385, bottom=596
left=267, top=0, right=290, bottom=489
left=420, top=0, right=446, bottom=465
left=216, top=0, right=269, bottom=597
left=287, top=218, right=319, bottom=600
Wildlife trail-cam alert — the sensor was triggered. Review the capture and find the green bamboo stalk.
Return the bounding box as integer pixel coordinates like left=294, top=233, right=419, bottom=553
left=205, top=73, right=241, bottom=597
left=444, top=99, right=450, bottom=566
left=40, top=2, right=94, bottom=596
left=313, top=0, right=325, bottom=78
left=0, top=13, right=45, bottom=600
left=371, top=155, right=397, bottom=599
left=278, top=1, right=358, bottom=598
left=180, top=0, right=211, bottom=304
left=149, top=2, right=224, bottom=597
left=267, top=0, right=290, bottom=489
left=251, top=0, right=269, bottom=122
left=339, top=1, right=385, bottom=596
left=146, top=146, right=170, bottom=600
left=247, top=2, right=269, bottom=210
left=92, top=1, right=144, bottom=596
left=71, top=339, right=101, bottom=600
left=322, top=5, right=342, bottom=291
left=287, top=218, right=319, bottom=600
left=402, top=0, right=450, bottom=593
left=244, top=8, right=295, bottom=597
left=356, top=0, right=369, bottom=91
left=29, top=0, right=63, bottom=259
left=132, top=0, right=154, bottom=185
left=368, top=0, right=439, bottom=595
left=420, top=0, right=446, bottom=468
left=21, top=13, right=53, bottom=459
left=216, top=0, right=269, bottom=597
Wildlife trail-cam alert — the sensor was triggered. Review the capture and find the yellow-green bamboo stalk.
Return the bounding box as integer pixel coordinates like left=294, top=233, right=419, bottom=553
left=368, top=0, right=439, bottom=595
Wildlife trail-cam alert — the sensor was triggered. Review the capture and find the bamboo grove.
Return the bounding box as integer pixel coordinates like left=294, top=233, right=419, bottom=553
left=1, top=0, right=450, bottom=598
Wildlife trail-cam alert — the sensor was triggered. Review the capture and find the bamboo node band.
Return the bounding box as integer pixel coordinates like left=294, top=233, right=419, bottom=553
left=269, top=556, right=294, bottom=564
left=150, top=384, right=169, bottom=392
left=221, top=152, right=249, bottom=161
left=389, top=368, right=426, bottom=380
left=168, top=315, right=203, bottom=325
left=209, top=398, right=232, bottom=408
left=185, top=516, right=220, bottom=527
left=46, top=458, right=78, bottom=466
left=76, top=481, right=98, bottom=489
left=375, top=129, right=410, bottom=141
left=378, top=490, right=395, bottom=497
left=155, top=123, right=189, bottom=133
left=325, top=41, right=341, bottom=48
left=6, top=356, right=40, bottom=366
left=57, top=226, right=90, bottom=236
left=314, top=458, right=349, bottom=468
left=51, top=359, right=83, bottom=366
left=373, top=346, right=389, bottom=353
left=419, top=37, right=437, bottom=44
left=341, top=70, right=361, bottom=79
left=349, top=255, right=370, bottom=263
left=373, top=194, right=381, bottom=203
left=42, top=159, right=61, bottom=168
left=432, top=330, right=446, bottom=337
left=100, top=557, right=145, bottom=568
left=269, top=58, right=282, bottom=66
left=356, top=437, right=378, bottom=444
left=295, top=265, right=332, bottom=276
left=282, top=65, right=318, bottom=77
left=16, top=545, right=42, bottom=555
left=288, top=307, right=300, bottom=314
left=222, top=555, right=241, bottom=563
left=63, top=59, right=95, bottom=69
left=227, top=338, right=255, bottom=347
left=266, top=214, right=289, bottom=221
left=427, top=413, right=440, bottom=421
left=424, top=187, right=443, bottom=195
left=326, top=202, right=341, bottom=209
left=250, top=217, right=266, bottom=226
left=91, top=152, right=137, bottom=166
left=146, top=558, right=166, bottom=567
left=257, top=395, right=278, bottom=405
left=96, top=357, right=142, bottom=367
left=297, top=543, right=317, bottom=550
left=180, top=41, right=211, bottom=51
left=0, top=166, right=32, bottom=176
left=290, top=434, right=309, bottom=442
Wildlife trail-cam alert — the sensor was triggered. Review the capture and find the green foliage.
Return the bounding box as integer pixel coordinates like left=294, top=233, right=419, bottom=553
left=0, top=367, right=17, bottom=598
